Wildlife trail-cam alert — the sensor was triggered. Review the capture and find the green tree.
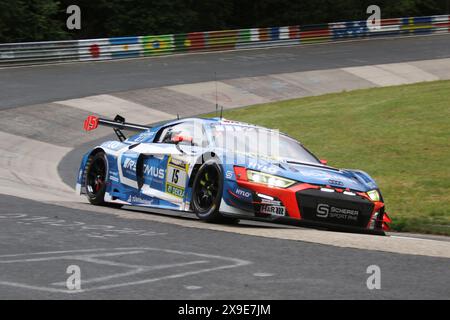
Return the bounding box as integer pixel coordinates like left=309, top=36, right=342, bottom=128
left=1, top=0, right=449, bottom=43
left=0, top=0, right=68, bottom=42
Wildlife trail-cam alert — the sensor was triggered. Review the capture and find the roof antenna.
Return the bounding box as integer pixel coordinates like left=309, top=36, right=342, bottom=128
left=177, top=113, right=180, bottom=120
left=215, top=72, right=219, bottom=117
left=220, top=106, right=223, bottom=119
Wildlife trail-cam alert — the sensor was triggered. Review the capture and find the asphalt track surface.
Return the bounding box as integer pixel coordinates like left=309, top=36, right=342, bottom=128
left=1, top=34, right=450, bottom=109
left=1, top=195, right=449, bottom=299
left=0, top=34, right=449, bottom=299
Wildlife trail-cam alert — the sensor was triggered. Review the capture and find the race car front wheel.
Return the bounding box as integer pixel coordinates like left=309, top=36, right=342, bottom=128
left=192, top=161, right=235, bottom=223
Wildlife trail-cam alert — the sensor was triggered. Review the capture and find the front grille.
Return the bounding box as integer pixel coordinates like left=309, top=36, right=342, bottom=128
left=296, top=189, right=374, bottom=228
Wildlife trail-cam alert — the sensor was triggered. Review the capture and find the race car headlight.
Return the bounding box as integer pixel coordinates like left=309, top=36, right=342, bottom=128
left=247, top=170, right=295, bottom=188
left=367, top=190, right=381, bottom=202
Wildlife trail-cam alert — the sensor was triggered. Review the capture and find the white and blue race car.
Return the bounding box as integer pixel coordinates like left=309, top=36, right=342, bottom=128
left=77, top=115, right=391, bottom=234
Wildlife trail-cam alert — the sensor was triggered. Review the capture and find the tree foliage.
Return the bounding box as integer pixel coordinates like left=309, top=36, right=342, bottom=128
left=0, top=0, right=67, bottom=42
left=1, top=0, right=449, bottom=43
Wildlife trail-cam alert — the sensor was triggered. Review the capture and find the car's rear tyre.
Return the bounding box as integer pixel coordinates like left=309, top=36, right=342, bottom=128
left=192, top=161, right=237, bottom=224
left=84, top=151, right=122, bottom=209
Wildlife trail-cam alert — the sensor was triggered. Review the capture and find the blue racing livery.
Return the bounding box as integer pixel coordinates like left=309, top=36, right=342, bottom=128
left=77, top=116, right=391, bottom=234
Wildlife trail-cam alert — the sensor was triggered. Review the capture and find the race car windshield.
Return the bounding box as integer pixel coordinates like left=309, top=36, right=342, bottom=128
left=211, top=124, right=320, bottom=164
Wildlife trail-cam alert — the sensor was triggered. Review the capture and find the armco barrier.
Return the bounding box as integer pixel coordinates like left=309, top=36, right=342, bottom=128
left=1, top=15, right=449, bottom=66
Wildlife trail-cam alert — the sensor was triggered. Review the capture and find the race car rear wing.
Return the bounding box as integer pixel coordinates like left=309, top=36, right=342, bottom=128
left=84, top=114, right=151, bottom=141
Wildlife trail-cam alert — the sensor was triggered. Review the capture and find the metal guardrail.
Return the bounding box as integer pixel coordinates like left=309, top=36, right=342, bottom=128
left=0, top=15, right=449, bottom=67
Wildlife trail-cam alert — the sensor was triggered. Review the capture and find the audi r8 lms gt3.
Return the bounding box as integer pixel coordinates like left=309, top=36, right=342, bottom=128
left=78, top=115, right=392, bottom=235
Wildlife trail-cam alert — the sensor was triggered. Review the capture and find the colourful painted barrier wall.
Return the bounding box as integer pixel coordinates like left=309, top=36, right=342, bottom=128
left=0, top=15, right=449, bottom=66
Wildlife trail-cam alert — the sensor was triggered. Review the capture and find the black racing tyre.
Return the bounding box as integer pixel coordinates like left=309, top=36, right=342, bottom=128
left=85, top=152, right=108, bottom=205
left=84, top=151, right=122, bottom=208
left=192, top=161, right=236, bottom=223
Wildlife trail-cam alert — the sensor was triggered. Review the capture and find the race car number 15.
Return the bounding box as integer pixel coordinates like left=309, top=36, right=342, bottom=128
left=171, top=169, right=180, bottom=184
left=168, top=167, right=186, bottom=187
left=166, top=158, right=188, bottom=198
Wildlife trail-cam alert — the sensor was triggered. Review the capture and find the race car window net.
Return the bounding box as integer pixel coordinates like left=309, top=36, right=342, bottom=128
left=157, top=121, right=209, bottom=147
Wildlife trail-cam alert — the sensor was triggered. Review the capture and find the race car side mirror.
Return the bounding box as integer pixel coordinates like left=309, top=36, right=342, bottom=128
left=172, top=135, right=193, bottom=144
left=320, top=159, right=328, bottom=165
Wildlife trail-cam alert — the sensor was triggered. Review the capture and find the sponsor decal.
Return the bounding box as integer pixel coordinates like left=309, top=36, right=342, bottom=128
left=235, top=188, right=251, bottom=199
left=299, top=169, right=333, bottom=179
left=123, top=157, right=137, bottom=171
left=109, top=175, right=119, bottom=183
left=120, top=155, right=139, bottom=183
left=110, top=171, right=119, bottom=176
left=123, top=157, right=165, bottom=179
left=128, top=195, right=153, bottom=206
left=167, top=184, right=185, bottom=198
left=225, top=171, right=234, bottom=179
left=165, top=156, right=188, bottom=198
left=328, top=179, right=344, bottom=186
left=248, top=162, right=278, bottom=174
left=102, top=141, right=123, bottom=151
left=316, top=204, right=359, bottom=221
left=260, top=199, right=281, bottom=206
left=168, top=157, right=186, bottom=167
left=260, top=205, right=286, bottom=216
left=316, top=204, right=329, bottom=218
left=132, top=131, right=154, bottom=143
left=143, top=165, right=165, bottom=180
